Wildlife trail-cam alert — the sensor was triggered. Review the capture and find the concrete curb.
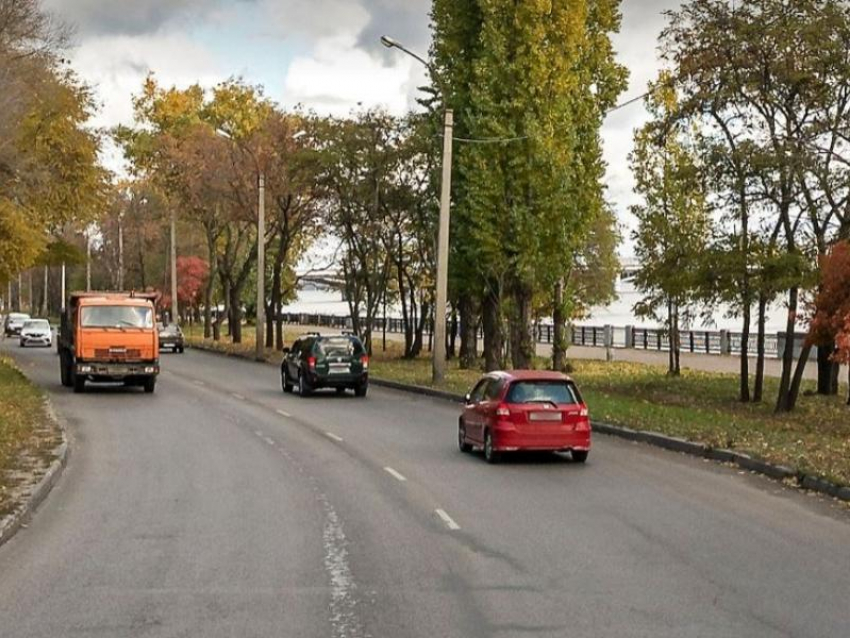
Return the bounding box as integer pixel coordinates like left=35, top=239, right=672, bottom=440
left=187, top=342, right=850, bottom=505
left=0, top=399, right=69, bottom=549
left=370, top=378, right=465, bottom=403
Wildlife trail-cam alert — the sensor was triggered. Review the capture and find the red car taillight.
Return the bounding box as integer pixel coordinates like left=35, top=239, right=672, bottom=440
left=496, top=404, right=511, bottom=418
left=361, top=355, right=369, bottom=369
left=576, top=406, right=591, bottom=431
left=307, top=356, right=317, bottom=369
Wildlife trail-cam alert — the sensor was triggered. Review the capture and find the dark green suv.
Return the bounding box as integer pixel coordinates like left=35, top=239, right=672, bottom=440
left=281, top=333, right=369, bottom=397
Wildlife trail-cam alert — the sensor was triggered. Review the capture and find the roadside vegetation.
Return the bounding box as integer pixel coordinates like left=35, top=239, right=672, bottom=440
left=0, top=355, right=61, bottom=517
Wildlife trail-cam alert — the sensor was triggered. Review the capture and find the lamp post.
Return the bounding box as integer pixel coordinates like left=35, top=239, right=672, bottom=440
left=381, top=35, right=453, bottom=384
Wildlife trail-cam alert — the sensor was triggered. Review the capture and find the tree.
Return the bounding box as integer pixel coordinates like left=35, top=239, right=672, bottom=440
left=630, top=75, right=711, bottom=376
left=662, top=0, right=850, bottom=411
left=0, top=0, right=106, bottom=289
left=431, top=0, right=627, bottom=371
left=809, top=241, right=850, bottom=403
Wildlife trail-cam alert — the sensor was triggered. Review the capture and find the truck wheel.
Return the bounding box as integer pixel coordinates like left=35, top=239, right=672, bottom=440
left=143, top=377, right=156, bottom=394
left=60, top=352, right=72, bottom=387
left=72, top=372, right=85, bottom=394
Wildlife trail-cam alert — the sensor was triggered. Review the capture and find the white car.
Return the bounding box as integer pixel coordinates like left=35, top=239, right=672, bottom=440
left=19, top=319, right=53, bottom=347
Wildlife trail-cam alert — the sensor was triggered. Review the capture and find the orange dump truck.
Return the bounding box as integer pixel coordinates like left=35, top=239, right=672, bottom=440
left=58, top=292, right=160, bottom=394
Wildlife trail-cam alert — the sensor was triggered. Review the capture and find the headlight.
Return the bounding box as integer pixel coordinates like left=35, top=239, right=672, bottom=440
left=144, top=366, right=156, bottom=374
left=79, top=365, right=93, bottom=373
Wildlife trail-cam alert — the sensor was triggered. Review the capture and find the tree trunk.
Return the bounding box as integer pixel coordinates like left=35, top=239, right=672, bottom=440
left=754, top=295, right=767, bottom=402
left=775, top=287, right=799, bottom=413
left=552, top=280, right=567, bottom=372
left=482, top=289, right=503, bottom=372
left=509, top=282, right=534, bottom=370
left=672, top=300, right=681, bottom=376
left=816, top=342, right=838, bottom=395
left=739, top=302, right=752, bottom=402
left=458, top=295, right=477, bottom=369
left=447, top=304, right=458, bottom=360
left=412, top=297, right=428, bottom=358
left=786, top=342, right=813, bottom=412
left=230, top=285, right=243, bottom=344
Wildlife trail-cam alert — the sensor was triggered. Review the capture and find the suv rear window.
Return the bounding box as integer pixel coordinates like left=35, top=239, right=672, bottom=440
left=315, top=336, right=363, bottom=357
left=506, top=381, right=581, bottom=405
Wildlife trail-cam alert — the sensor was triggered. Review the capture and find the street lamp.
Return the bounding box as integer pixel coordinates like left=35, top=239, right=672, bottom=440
left=382, top=34, right=453, bottom=385
left=217, top=127, right=306, bottom=360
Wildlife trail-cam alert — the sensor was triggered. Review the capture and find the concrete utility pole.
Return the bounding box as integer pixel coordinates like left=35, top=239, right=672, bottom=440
left=28, top=270, right=33, bottom=314
left=43, top=265, right=48, bottom=316
left=381, top=35, right=453, bottom=384
left=118, top=213, right=124, bottom=291
left=61, top=262, right=66, bottom=312
left=86, top=234, right=92, bottom=292
left=171, top=210, right=178, bottom=324
left=433, top=109, right=454, bottom=383
left=256, top=172, right=266, bottom=360
left=17, top=273, right=22, bottom=312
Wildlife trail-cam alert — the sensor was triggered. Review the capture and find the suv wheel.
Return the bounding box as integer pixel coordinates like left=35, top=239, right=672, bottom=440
left=281, top=369, right=293, bottom=393
left=354, top=382, right=368, bottom=398
left=298, top=370, right=312, bottom=397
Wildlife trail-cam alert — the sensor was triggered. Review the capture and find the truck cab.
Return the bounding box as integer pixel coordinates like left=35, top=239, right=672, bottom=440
left=58, top=292, right=160, bottom=393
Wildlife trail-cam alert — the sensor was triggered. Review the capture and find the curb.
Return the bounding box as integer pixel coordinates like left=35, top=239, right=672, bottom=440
left=0, top=399, right=69, bottom=549
left=370, top=378, right=465, bottom=403
left=187, top=341, right=850, bottom=505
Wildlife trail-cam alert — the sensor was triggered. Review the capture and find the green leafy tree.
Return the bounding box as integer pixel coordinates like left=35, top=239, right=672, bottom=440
left=630, top=76, right=711, bottom=376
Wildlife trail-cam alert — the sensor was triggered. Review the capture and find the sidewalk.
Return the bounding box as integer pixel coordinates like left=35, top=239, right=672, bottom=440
left=289, top=324, right=846, bottom=382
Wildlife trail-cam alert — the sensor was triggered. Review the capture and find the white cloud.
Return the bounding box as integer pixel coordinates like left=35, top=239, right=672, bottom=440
left=283, top=34, right=415, bottom=116
left=70, top=32, right=222, bottom=129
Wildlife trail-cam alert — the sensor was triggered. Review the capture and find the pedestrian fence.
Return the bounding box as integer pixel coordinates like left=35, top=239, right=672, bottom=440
left=279, top=312, right=800, bottom=359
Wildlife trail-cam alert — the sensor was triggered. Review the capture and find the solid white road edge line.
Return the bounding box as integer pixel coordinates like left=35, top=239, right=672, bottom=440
left=435, top=508, right=461, bottom=531
left=383, top=467, right=407, bottom=482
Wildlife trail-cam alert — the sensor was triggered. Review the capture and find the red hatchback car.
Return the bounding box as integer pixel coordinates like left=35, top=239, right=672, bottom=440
left=458, top=370, right=591, bottom=464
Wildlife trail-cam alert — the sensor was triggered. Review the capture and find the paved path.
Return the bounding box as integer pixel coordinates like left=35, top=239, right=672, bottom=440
left=1, top=342, right=849, bottom=637
left=293, top=323, right=848, bottom=383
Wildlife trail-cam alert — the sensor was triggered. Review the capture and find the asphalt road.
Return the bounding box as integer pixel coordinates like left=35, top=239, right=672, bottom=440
left=1, top=341, right=849, bottom=638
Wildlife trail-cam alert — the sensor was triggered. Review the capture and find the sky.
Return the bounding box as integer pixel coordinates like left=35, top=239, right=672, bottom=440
left=44, top=0, right=683, bottom=254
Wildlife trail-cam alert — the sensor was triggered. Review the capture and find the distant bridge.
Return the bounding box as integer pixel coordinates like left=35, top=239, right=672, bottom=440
left=298, top=258, right=641, bottom=289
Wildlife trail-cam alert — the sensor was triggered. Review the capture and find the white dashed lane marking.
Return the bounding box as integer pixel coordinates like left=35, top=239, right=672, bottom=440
left=435, top=509, right=461, bottom=531
left=383, top=467, right=407, bottom=482
left=276, top=409, right=291, bottom=418
left=324, top=432, right=344, bottom=443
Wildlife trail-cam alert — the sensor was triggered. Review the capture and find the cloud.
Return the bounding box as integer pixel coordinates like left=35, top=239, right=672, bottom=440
left=70, top=32, right=221, bottom=128
left=283, top=33, right=415, bottom=116
left=43, top=0, right=226, bottom=36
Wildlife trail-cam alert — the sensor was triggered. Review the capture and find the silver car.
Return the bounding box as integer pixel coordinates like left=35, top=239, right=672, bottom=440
left=19, top=319, right=52, bottom=347
left=4, top=312, right=30, bottom=336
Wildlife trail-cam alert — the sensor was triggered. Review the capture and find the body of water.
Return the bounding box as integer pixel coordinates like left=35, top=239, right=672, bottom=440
left=283, top=279, right=791, bottom=333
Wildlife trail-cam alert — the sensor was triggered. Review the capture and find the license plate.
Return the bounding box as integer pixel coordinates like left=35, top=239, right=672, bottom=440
left=529, top=412, right=562, bottom=422
left=329, top=365, right=349, bottom=375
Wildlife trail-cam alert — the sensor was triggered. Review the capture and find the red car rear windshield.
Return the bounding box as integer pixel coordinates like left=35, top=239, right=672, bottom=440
left=506, top=380, right=581, bottom=405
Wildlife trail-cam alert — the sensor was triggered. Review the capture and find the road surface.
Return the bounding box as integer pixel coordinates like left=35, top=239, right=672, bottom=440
left=1, top=341, right=849, bottom=638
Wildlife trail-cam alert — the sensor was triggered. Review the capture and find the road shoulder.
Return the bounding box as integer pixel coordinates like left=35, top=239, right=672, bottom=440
left=0, top=357, right=69, bottom=549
